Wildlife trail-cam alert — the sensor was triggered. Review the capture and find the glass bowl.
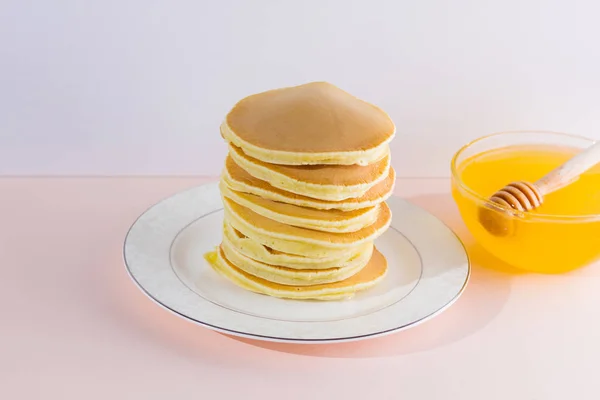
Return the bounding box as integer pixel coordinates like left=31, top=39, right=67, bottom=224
left=450, top=131, right=600, bottom=273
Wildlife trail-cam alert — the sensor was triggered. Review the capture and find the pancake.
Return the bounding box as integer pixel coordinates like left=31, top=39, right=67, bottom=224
left=208, top=245, right=388, bottom=300
left=229, top=144, right=390, bottom=201
left=221, top=81, right=395, bottom=166
left=224, top=211, right=360, bottom=258
left=221, top=234, right=371, bottom=285
left=208, top=81, right=397, bottom=300
left=223, top=197, right=391, bottom=255
left=222, top=155, right=396, bottom=211
left=223, top=221, right=373, bottom=270
left=219, top=178, right=379, bottom=233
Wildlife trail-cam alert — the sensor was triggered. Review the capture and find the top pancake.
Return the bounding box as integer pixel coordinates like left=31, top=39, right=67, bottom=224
left=222, top=82, right=395, bottom=165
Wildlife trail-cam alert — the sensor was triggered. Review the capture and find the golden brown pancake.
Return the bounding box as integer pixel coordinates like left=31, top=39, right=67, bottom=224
left=222, top=220, right=373, bottom=270
left=222, top=155, right=396, bottom=210
left=209, top=245, right=388, bottom=300
left=230, top=144, right=389, bottom=186
left=208, top=81, right=396, bottom=300
left=219, top=179, right=379, bottom=232
left=220, top=234, right=371, bottom=286
left=228, top=144, right=390, bottom=200
left=221, top=82, right=395, bottom=166
left=223, top=196, right=391, bottom=248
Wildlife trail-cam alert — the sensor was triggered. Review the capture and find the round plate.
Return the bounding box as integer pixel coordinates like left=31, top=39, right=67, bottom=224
left=123, top=182, right=470, bottom=343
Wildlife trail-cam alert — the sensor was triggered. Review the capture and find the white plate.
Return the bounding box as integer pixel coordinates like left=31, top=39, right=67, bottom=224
left=123, top=182, right=470, bottom=343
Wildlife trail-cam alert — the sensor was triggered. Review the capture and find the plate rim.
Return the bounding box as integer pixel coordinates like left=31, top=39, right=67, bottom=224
left=123, top=181, right=471, bottom=344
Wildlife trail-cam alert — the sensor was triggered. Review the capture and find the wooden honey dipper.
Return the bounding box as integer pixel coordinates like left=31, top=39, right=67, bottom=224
left=479, top=140, right=600, bottom=236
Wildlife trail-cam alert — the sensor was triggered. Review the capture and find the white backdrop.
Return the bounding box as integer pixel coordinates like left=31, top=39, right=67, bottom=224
left=2, top=0, right=600, bottom=177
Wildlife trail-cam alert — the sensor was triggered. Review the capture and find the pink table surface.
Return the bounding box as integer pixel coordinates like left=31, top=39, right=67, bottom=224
left=2, top=177, right=600, bottom=399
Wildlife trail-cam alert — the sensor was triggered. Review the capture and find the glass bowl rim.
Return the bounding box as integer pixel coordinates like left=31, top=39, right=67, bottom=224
left=450, top=130, right=600, bottom=222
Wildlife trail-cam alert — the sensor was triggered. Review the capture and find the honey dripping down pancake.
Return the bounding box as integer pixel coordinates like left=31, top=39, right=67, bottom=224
left=219, top=178, right=379, bottom=233
left=222, top=155, right=396, bottom=211
left=207, top=245, right=388, bottom=300
left=221, top=81, right=395, bottom=166
left=222, top=221, right=374, bottom=270
left=228, top=143, right=391, bottom=201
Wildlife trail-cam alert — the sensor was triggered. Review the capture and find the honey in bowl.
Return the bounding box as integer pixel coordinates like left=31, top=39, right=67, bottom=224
left=451, top=131, right=600, bottom=273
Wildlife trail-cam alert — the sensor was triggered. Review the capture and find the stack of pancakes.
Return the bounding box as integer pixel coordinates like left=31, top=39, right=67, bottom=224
left=206, top=82, right=396, bottom=300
